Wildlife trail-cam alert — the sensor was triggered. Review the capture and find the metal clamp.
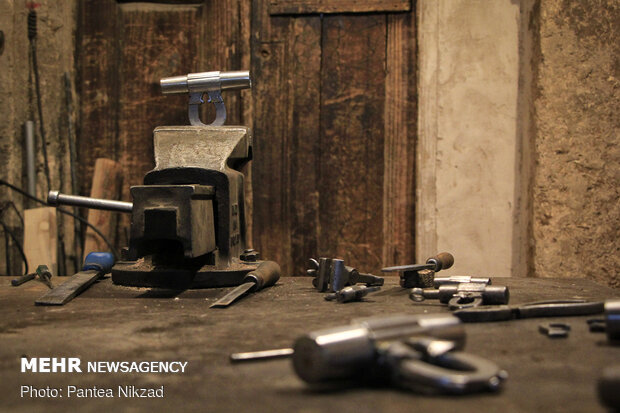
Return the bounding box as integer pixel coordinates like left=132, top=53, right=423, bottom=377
left=160, top=71, right=251, bottom=127
left=379, top=338, right=507, bottom=394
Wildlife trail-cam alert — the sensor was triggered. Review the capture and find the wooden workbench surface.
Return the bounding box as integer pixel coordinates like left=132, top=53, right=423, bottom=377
left=0, top=276, right=617, bottom=412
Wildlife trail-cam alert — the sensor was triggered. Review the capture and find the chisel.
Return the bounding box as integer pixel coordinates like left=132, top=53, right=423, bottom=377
left=210, top=260, right=280, bottom=308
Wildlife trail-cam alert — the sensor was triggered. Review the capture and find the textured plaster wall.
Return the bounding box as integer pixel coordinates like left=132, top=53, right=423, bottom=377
left=531, top=0, right=619, bottom=286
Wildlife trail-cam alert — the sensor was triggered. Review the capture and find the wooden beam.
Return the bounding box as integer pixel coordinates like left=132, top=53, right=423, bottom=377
left=270, top=0, right=410, bottom=15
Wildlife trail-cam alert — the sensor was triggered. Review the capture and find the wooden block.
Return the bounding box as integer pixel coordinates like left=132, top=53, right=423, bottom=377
left=23, top=207, right=58, bottom=275
left=83, top=158, right=123, bottom=255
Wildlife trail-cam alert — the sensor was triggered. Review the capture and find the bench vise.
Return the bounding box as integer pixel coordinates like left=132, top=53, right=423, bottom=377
left=49, top=70, right=275, bottom=289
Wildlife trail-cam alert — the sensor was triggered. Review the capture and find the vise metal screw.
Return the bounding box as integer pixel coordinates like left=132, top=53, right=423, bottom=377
left=382, top=252, right=455, bottom=288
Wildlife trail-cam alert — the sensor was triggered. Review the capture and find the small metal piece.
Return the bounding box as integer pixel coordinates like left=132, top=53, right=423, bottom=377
left=410, top=283, right=509, bottom=310
left=230, top=348, right=294, bottom=363
left=240, top=249, right=259, bottom=262
left=160, top=71, right=251, bottom=126
left=11, top=272, right=36, bottom=286
left=308, top=257, right=383, bottom=292
left=433, top=275, right=491, bottom=288
left=35, top=265, right=53, bottom=289
left=12, top=265, right=53, bottom=288
left=48, top=191, right=133, bottom=213
left=538, top=323, right=571, bottom=338
left=587, top=318, right=606, bottom=333
left=328, top=285, right=381, bottom=303
left=598, top=365, right=620, bottom=410
left=604, top=299, right=620, bottom=342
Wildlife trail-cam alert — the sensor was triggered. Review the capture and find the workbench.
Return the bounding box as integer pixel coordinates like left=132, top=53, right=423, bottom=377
left=0, top=276, right=617, bottom=412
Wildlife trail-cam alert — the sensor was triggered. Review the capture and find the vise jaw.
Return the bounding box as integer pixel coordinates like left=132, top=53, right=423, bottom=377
left=111, top=71, right=261, bottom=289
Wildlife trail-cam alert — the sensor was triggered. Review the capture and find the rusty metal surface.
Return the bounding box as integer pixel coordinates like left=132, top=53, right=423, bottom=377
left=0, top=276, right=618, bottom=412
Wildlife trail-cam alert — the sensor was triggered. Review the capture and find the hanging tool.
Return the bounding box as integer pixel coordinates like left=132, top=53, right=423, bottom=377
left=11, top=264, right=52, bottom=288
left=26, top=2, right=51, bottom=193
left=210, top=261, right=280, bottom=308
left=382, top=252, right=454, bottom=288
left=35, top=252, right=114, bottom=306
left=410, top=283, right=510, bottom=310
left=307, top=258, right=384, bottom=292
left=453, top=299, right=604, bottom=323
left=229, top=314, right=506, bottom=395
left=324, top=285, right=381, bottom=303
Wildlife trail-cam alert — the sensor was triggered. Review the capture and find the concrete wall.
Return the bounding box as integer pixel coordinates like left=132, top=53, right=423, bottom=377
left=417, top=0, right=521, bottom=277
left=530, top=0, right=619, bottom=286
left=419, top=0, right=619, bottom=287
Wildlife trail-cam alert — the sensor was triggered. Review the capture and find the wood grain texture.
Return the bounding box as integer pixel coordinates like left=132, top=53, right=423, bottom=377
left=116, top=4, right=201, bottom=245
left=286, top=17, right=322, bottom=276
left=382, top=12, right=417, bottom=267
left=270, top=0, right=410, bottom=15
left=23, top=208, right=57, bottom=275
left=83, top=159, right=123, bottom=255
left=77, top=0, right=119, bottom=198
left=319, top=15, right=387, bottom=273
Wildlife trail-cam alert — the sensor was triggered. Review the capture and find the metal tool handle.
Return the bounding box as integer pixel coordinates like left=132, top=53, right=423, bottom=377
left=48, top=191, right=133, bottom=213
left=242, top=260, right=280, bottom=291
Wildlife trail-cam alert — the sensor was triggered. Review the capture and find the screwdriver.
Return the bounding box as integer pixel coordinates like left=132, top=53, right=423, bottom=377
left=210, top=260, right=280, bottom=308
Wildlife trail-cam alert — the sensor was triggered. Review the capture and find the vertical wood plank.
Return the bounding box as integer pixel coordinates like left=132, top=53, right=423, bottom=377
left=319, top=15, right=387, bottom=273
left=83, top=158, right=123, bottom=255
left=287, top=17, right=322, bottom=275
left=382, top=12, right=417, bottom=266
left=116, top=3, right=201, bottom=245
left=77, top=0, right=119, bottom=197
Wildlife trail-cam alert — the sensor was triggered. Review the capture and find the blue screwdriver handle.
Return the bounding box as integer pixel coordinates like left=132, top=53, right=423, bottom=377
left=82, top=252, right=115, bottom=273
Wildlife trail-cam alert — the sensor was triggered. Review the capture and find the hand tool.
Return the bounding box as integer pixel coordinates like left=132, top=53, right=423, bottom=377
left=307, top=257, right=384, bottom=292
left=210, top=261, right=280, bottom=308
left=382, top=252, right=454, bottom=288
left=433, top=275, right=491, bottom=287
left=48, top=70, right=278, bottom=289
left=35, top=252, right=114, bottom=306
left=324, top=285, right=381, bottom=303
left=453, top=299, right=604, bottom=322
left=410, top=283, right=510, bottom=310
left=11, top=264, right=53, bottom=288
left=229, top=313, right=506, bottom=394
left=538, top=323, right=571, bottom=338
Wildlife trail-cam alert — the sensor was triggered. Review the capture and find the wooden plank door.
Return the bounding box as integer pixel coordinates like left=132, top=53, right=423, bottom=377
left=78, top=0, right=416, bottom=277
left=251, top=0, right=417, bottom=275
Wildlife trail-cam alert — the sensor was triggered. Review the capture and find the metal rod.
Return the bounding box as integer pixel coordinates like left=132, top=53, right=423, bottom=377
left=48, top=191, right=133, bottom=213
left=25, top=120, right=36, bottom=197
